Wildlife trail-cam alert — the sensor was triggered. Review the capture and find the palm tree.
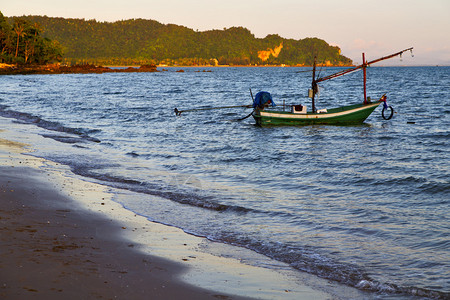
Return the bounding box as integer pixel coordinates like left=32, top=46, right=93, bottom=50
left=13, top=21, right=25, bottom=58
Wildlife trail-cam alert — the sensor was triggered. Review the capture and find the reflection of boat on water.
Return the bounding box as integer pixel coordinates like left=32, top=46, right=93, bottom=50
left=252, top=47, right=413, bottom=126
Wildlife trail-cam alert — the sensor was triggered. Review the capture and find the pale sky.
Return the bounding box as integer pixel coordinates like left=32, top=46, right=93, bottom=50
left=2, top=0, right=449, bottom=65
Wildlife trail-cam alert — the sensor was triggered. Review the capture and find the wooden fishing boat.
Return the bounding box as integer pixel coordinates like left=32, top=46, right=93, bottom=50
left=252, top=48, right=413, bottom=126
left=253, top=101, right=383, bottom=126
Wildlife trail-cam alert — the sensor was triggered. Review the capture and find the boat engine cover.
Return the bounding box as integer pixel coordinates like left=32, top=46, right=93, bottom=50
left=253, top=91, right=276, bottom=109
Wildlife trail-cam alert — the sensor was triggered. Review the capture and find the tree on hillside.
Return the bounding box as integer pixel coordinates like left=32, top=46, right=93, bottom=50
left=0, top=12, right=12, bottom=58
left=13, top=19, right=26, bottom=57
left=0, top=12, right=63, bottom=64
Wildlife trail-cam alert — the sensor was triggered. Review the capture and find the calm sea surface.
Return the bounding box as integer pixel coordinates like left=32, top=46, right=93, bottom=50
left=1, top=66, right=449, bottom=298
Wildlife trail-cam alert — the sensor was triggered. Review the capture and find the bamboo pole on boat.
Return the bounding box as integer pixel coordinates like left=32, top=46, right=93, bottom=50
left=174, top=104, right=252, bottom=116
left=363, top=53, right=367, bottom=104
left=315, top=47, right=413, bottom=84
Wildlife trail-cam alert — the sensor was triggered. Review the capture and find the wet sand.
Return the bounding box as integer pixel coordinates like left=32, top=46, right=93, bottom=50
left=0, top=122, right=355, bottom=299
left=0, top=148, right=247, bottom=299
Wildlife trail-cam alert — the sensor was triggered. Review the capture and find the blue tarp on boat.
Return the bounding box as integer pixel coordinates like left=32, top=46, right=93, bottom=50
left=253, top=91, right=276, bottom=108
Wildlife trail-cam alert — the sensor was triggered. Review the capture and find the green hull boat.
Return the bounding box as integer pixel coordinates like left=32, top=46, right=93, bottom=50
left=253, top=101, right=382, bottom=126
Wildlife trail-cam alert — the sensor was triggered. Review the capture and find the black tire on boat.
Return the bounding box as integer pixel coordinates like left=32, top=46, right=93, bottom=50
left=382, top=105, right=394, bottom=120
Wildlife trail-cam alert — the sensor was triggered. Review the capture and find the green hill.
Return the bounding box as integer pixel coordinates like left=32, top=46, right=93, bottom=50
left=8, top=15, right=353, bottom=66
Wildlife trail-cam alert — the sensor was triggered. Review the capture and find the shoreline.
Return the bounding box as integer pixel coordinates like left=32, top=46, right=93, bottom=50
left=0, top=135, right=234, bottom=299
left=0, top=63, right=440, bottom=76
left=0, top=169, right=229, bottom=300
left=0, top=64, right=158, bottom=75
left=0, top=118, right=360, bottom=299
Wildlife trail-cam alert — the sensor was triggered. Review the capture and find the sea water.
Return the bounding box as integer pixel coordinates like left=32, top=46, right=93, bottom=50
left=1, top=66, right=449, bottom=298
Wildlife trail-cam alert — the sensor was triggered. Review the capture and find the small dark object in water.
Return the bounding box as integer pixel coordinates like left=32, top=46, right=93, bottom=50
left=407, top=121, right=416, bottom=124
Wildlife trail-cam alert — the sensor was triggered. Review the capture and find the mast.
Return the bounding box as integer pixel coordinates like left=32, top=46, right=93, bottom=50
left=362, top=53, right=367, bottom=104
left=311, top=56, right=317, bottom=113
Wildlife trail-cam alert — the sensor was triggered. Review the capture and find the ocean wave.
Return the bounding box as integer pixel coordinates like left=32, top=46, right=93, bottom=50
left=419, top=181, right=450, bottom=195
left=353, top=175, right=428, bottom=187
left=205, top=221, right=449, bottom=299
left=42, top=134, right=88, bottom=144
left=356, top=280, right=449, bottom=299
left=0, top=106, right=101, bottom=143
left=126, top=151, right=140, bottom=157
left=419, top=132, right=450, bottom=139
left=268, top=242, right=448, bottom=299
left=68, top=164, right=254, bottom=214
left=103, top=91, right=125, bottom=95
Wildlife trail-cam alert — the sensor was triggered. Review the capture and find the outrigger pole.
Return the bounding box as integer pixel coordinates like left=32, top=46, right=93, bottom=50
left=175, top=89, right=256, bottom=116
left=310, top=47, right=413, bottom=110
left=174, top=104, right=252, bottom=116
left=315, top=47, right=414, bottom=84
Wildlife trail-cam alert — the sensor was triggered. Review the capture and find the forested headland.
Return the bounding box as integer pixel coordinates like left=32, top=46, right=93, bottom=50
left=0, top=12, right=63, bottom=64
left=2, top=13, right=353, bottom=67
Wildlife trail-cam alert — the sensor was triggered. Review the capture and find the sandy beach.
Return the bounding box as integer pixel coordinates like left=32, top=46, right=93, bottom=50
left=0, top=119, right=356, bottom=299
left=1, top=136, right=239, bottom=299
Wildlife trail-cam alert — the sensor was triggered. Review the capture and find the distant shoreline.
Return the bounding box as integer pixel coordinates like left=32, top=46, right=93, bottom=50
left=0, top=63, right=443, bottom=75
left=0, top=63, right=157, bottom=75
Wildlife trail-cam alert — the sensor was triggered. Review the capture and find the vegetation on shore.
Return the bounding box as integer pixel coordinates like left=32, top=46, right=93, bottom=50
left=0, top=63, right=157, bottom=75
left=5, top=14, right=352, bottom=67
left=0, top=12, right=63, bottom=64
